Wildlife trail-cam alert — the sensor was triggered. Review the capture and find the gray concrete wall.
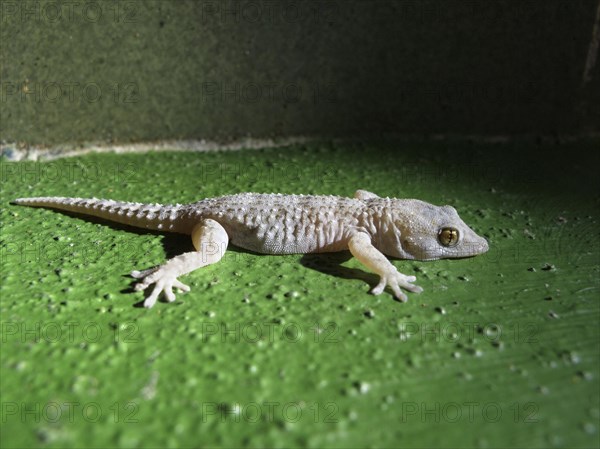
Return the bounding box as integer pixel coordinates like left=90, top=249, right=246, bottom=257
left=1, top=0, right=598, bottom=146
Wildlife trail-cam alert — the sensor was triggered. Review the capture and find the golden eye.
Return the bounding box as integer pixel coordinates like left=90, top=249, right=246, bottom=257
left=438, top=227, right=459, bottom=247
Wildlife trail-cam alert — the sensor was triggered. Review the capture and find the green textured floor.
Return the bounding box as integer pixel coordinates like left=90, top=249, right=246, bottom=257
left=1, top=141, right=598, bottom=448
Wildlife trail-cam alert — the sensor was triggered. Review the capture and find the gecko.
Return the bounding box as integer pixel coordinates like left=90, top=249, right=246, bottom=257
left=12, top=190, right=488, bottom=308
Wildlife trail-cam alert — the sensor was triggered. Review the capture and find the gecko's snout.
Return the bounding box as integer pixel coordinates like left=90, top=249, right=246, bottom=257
left=459, top=230, right=489, bottom=257
left=477, top=237, right=489, bottom=254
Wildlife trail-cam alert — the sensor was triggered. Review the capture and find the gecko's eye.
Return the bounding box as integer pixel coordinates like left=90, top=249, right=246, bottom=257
left=438, top=227, right=459, bottom=247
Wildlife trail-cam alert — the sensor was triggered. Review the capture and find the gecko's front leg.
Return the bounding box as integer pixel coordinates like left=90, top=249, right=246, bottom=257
left=348, top=232, right=423, bottom=302
left=132, top=219, right=229, bottom=308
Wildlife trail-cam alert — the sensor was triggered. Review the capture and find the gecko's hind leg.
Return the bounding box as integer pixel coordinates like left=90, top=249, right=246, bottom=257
left=132, top=219, right=229, bottom=308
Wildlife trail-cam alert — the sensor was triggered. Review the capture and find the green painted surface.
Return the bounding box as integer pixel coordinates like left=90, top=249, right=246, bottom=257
left=1, top=141, right=599, bottom=448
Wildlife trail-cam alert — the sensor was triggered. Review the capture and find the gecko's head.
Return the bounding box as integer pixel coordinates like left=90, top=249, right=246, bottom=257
left=387, top=200, right=489, bottom=261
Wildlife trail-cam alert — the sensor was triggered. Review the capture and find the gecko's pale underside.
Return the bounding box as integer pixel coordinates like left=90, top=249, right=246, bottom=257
left=13, top=190, right=489, bottom=308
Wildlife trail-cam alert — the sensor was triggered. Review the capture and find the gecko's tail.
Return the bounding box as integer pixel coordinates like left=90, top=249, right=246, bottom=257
left=12, top=197, right=192, bottom=233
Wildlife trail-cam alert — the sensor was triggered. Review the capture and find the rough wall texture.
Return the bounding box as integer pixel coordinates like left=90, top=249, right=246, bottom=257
left=1, top=0, right=599, bottom=145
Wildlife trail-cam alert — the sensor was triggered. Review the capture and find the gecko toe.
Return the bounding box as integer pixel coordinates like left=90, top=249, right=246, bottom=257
left=372, top=270, right=423, bottom=302
left=143, top=284, right=162, bottom=308
left=164, top=287, right=176, bottom=303
left=134, top=282, right=148, bottom=292
left=173, top=279, right=190, bottom=292
left=404, top=282, right=423, bottom=293
left=135, top=267, right=190, bottom=307
left=370, top=280, right=386, bottom=296
left=394, top=290, right=408, bottom=302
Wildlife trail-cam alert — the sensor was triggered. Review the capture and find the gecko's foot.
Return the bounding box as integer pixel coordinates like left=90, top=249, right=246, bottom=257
left=371, top=270, right=423, bottom=302
left=131, top=267, right=190, bottom=308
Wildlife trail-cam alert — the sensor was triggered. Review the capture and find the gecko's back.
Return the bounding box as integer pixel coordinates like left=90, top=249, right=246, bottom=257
left=188, top=193, right=367, bottom=254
